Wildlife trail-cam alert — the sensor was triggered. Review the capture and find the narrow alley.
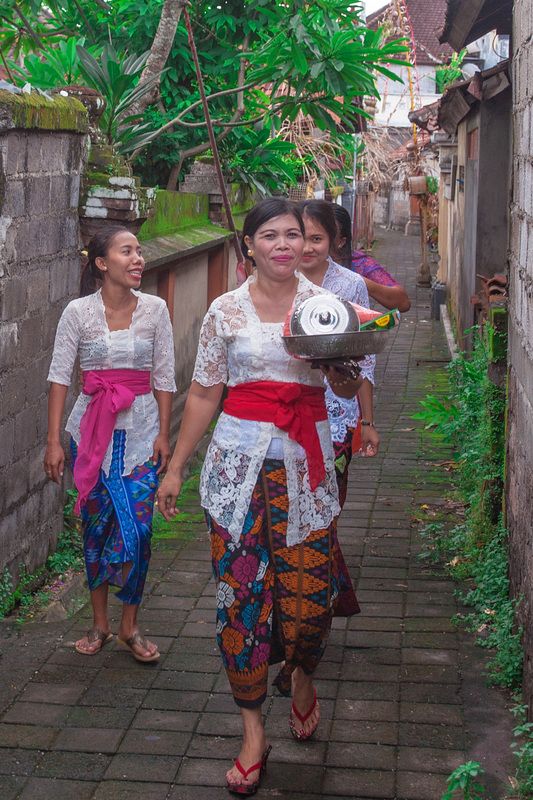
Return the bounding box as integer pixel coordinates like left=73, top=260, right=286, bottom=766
left=0, top=229, right=514, bottom=800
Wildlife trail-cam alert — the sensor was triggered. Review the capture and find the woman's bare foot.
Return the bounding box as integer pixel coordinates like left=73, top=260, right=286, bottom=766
left=117, top=627, right=159, bottom=660
left=290, top=666, right=320, bottom=738
left=226, top=735, right=270, bottom=789
left=75, top=625, right=112, bottom=655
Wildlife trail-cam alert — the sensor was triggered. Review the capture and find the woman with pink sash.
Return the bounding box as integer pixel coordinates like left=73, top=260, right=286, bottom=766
left=45, top=226, right=175, bottom=662
left=157, top=199, right=361, bottom=795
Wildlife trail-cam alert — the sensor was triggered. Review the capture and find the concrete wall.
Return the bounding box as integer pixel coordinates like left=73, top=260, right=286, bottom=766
left=507, top=0, right=533, bottom=715
left=0, top=91, right=87, bottom=583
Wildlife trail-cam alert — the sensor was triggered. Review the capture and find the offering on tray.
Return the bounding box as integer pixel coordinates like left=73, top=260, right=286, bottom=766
left=282, top=295, right=399, bottom=364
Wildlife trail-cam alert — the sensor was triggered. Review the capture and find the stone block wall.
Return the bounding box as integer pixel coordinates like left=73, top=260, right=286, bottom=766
left=507, top=0, right=533, bottom=714
left=0, top=91, right=87, bottom=583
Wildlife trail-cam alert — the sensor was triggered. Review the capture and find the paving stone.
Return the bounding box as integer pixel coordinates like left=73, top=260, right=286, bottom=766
left=335, top=700, right=399, bottom=722
left=64, top=705, right=137, bottom=729
left=36, top=750, right=111, bottom=780
left=2, top=702, right=70, bottom=726
left=104, top=753, right=180, bottom=782
left=341, top=662, right=400, bottom=687
left=348, top=616, right=403, bottom=631
left=92, top=780, right=169, bottom=800
left=398, top=723, right=466, bottom=749
left=0, top=775, right=26, bottom=800
left=52, top=727, right=123, bottom=753
left=401, top=648, right=458, bottom=665
left=142, top=689, right=208, bottom=712
left=32, top=665, right=98, bottom=685
left=345, top=631, right=401, bottom=649
left=21, top=684, right=85, bottom=705
left=398, top=746, right=465, bottom=773
left=174, top=756, right=232, bottom=786
left=89, top=668, right=157, bottom=690
left=16, top=777, right=98, bottom=799
left=153, top=670, right=217, bottom=692
left=0, top=747, right=43, bottom=775
left=338, top=682, right=400, bottom=702
left=400, top=703, right=463, bottom=726
left=329, top=720, right=398, bottom=745
left=196, top=712, right=243, bottom=737
left=144, top=595, right=197, bottom=610
left=325, top=741, right=396, bottom=770
left=131, top=709, right=201, bottom=732
left=79, top=687, right=146, bottom=708
left=118, top=729, right=191, bottom=755
left=323, top=766, right=395, bottom=798
left=396, top=770, right=450, bottom=800
left=401, top=683, right=462, bottom=705
left=0, top=724, right=58, bottom=749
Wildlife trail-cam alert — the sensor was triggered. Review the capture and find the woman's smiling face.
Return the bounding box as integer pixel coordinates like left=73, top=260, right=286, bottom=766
left=244, top=213, right=304, bottom=281
left=300, top=214, right=331, bottom=275
left=96, top=231, right=145, bottom=289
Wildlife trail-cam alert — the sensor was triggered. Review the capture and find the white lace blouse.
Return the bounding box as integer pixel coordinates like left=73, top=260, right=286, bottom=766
left=47, top=289, right=176, bottom=478
left=193, top=273, right=341, bottom=546
left=323, top=259, right=376, bottom=443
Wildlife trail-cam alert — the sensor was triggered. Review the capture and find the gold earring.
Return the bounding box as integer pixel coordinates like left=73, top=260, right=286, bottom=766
left=247, top=249, right=254, bottom=257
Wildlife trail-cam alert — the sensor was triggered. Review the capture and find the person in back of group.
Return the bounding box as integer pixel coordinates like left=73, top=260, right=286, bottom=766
left=296, top=199, right=379, bottom=508
left=156, top=198, right=361, bottom=795
left=45, top=226, right=175, bottom=662
left=332, top=204, right=411, bottom=313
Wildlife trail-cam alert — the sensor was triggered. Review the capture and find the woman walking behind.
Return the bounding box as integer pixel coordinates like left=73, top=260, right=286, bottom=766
left=44, top=226, right=176, bottom=661
left=296, top=200, right=379, bottom=508
left=157, top=198, right=361, bottom=795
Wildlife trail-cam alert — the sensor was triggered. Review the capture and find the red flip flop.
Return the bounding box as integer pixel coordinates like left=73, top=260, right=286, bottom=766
left=289, top=687, right=319, bottom=741
left=227, top=745, right=272, bottom=795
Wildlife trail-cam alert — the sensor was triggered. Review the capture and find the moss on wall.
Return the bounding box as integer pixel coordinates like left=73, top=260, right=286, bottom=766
left=0, top=91, right=87, bottom=132
left=138, top=190, right=211, bottom=240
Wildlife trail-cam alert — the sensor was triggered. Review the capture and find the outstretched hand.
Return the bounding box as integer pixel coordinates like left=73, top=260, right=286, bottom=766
left=156, top=471, right=183, bottom=522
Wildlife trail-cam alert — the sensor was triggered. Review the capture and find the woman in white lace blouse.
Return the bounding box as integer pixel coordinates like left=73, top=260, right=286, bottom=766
left=157, top=198, right=361, bottom=795
left=297, top=200, right=379, bottom=508
left=45, top=226, right=176, bottom=662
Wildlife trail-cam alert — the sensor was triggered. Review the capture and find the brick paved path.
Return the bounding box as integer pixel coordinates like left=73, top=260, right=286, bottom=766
left=0, top=229, right=514, bottom=799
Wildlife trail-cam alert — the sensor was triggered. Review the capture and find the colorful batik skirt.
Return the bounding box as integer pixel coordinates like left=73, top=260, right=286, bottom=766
left=333, top=422, right=362, bottom=509
left=71, top=430, right=158, bottom=605
left=207, top=458, right=359, bottom=709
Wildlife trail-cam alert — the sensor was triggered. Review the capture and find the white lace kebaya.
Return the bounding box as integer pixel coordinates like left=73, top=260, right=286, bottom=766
left=47, top=289, right=176, bottom=478
left=322, top=258, right=376, bottom=443
left=193, top=272, right=341, bottom=547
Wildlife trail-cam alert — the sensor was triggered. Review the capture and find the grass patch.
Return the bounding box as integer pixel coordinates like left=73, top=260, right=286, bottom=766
left=152, top=468, right=205, bottom=542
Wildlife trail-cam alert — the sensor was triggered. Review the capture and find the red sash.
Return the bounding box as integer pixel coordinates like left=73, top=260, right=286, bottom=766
left=223, top=381, right=327, bottom=491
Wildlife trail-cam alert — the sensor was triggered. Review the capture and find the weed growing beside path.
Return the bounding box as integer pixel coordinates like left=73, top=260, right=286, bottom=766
left=414, top=327, right=533, bottom=798
left=0, top=489, right=84, bottom=622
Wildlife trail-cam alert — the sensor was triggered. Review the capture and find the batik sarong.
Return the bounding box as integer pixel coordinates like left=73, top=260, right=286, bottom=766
left=71, top=430, right=158, bottom=604
left=207, top=458, right=359, bottom=709
left=333, top=422, right=361, bottom=509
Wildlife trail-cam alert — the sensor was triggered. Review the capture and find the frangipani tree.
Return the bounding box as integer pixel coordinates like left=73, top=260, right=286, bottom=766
left=0, top=0, right=409, bottom=189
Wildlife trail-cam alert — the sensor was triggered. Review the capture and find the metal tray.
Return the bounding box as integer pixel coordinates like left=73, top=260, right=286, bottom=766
left=282, top=329, right=389, bottom=360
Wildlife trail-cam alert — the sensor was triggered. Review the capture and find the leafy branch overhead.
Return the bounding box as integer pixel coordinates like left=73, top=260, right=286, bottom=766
left=1, top=0, right=409, bottom=188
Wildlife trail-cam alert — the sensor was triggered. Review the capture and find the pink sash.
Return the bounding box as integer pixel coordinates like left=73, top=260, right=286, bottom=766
left=73, top=369, right=151, bottom=513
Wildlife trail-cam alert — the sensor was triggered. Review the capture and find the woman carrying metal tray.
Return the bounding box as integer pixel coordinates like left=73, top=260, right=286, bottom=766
left=157, top=198, right=361, bottom=795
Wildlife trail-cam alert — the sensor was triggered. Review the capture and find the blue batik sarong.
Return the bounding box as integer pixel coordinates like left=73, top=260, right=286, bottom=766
left=71, top=430, right=158, bottom=604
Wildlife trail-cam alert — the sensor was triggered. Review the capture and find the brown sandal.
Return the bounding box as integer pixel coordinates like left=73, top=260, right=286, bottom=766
left=75, top=626, right=113, bottom=656
left=117, top=630, right=160, bottom=662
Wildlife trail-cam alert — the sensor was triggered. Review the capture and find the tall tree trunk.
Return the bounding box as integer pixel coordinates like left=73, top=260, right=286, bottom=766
left=129, top=0, right=184, bottom=117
